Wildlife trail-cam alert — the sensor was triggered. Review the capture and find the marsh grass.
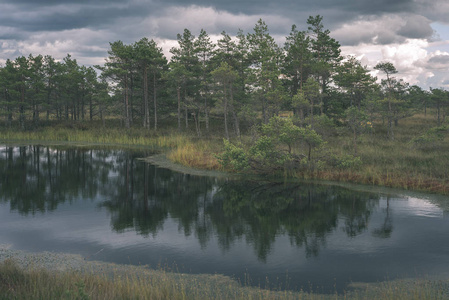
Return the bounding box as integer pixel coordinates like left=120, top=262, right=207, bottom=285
left=166, top=138, right=223, bottom=170
left=306, top=112, right=449, bottom=194
left=1, top=259, right=448, bottom=300
left=0, top=122, right=224, bottom=171
left=0, top=259, right=314, bottom=300
left=0, top=122, right=194, bottom=157
left=0, top=113, right=448, bottom=194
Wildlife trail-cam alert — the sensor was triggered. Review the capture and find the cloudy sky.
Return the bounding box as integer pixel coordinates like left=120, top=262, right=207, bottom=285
left=0, top=0, right=448, bottom=89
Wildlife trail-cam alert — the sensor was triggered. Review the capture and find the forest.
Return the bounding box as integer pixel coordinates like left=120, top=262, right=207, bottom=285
left=0, top=16, right=448, bottom=193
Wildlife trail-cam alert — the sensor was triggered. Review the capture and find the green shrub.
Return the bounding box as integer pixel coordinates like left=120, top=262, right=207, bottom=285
left=412, top=125, right=448, bottom=144
left=217, top=139, right=250, bottom=171
left=328, top=154, right=363, bottom=170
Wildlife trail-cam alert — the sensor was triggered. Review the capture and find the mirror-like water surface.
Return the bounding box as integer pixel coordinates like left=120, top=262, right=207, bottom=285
left=1, top=145, right=448, bottom=293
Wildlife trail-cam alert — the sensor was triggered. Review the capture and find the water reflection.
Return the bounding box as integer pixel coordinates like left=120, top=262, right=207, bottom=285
left=212, top=181, right=381, bottom=260
left=0, top=145, right=385, bottom=262
left=0, top=146, right=140, bottom=214
left=4, top=145, right=449, bottom=293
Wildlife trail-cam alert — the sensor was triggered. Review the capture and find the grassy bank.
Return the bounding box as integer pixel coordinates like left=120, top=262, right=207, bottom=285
left=1, top=259, right=448, bottom=300
left=314, top=113, right=449, bottom=194
left=0, top=113, right=448, bottom=194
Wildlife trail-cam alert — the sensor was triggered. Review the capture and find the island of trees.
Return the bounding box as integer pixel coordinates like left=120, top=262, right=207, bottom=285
left=0, top=16, right=448, bottom=194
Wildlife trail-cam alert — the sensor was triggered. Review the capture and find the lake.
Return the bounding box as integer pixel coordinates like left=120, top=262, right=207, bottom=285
left=1, top=145, right=448, bottom=293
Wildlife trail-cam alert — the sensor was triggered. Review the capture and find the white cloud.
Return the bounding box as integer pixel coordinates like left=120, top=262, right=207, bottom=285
left=341, top=38, right=449, bottom=88
left=0, top=28, right=113, bottom=66
left=0, top=2, right=448, bottom=89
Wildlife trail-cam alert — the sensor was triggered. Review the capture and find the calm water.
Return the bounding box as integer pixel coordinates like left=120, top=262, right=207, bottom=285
left=1, top=145, right=449, bottom=293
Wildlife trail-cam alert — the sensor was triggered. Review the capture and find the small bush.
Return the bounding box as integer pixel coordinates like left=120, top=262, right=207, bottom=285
left=411, top=125, right=449, bottom=150
left=327, top=154, right=363, bottom=170
left=217, top=139, right=250, bottom=171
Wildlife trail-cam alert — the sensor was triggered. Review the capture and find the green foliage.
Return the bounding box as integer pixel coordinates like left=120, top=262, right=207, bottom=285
left=219, top=116, right=324, bottom=173
left=292, top=90, right=309, bottom=114
left=334, top=56, right=377, bottom=109
left=411, top=125, right=449, bottom=147
left=249, top=135, right=288, bottom=168
left=217, top=139, right=249, bottom=171
left=374, top=62, right=398, bottom=77
left=430, top=88, right=449, bottom=125
left=283, top=25, right=312, bottom=97
left=328, top=153, right=363, bottom=170
left=302, top=125, right=324, bottom=147
left=345, top=106, right=368, bottom=133
left=306, top=114, right=337, bottom=137
left=75, top=281, right=90, bottom=300
left=261, top=116, right=302, bottom=151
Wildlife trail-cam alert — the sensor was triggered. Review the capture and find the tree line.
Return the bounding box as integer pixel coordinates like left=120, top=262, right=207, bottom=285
left=0, top=16, right=448, bottom=137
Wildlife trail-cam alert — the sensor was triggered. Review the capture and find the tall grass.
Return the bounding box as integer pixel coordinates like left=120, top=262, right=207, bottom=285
left=0, top=112, right=448, bottom=194
left=166, top=138, right=223, bottom=170
left=0, top=123, right=223, bottom=170
left=299, top=112, right=449, bottom=194
left=0, top=124, right=194, bottom=156
left=1, top=259, right=447, bottom=300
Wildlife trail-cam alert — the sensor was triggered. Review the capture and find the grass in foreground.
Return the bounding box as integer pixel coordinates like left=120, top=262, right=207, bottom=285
left=0, top=259, right=448, bottom=300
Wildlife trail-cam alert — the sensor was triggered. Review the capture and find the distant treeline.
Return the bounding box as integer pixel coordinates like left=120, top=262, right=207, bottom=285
left=0, top=15, right=448, bottom=137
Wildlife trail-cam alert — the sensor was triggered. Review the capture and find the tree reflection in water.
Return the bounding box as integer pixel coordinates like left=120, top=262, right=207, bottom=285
left=1, top=146, right=384, bottom=261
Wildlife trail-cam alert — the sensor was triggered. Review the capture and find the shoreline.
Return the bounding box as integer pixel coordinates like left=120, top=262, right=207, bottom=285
left=0, top=245, right=312, bottom=299
left=2, top=140, right=448, bottom=202
left=1, top=143, right=449, bottom=299
left=0, top=245, right=247, bottom=294
left=2, top=245, right=448, bottom=299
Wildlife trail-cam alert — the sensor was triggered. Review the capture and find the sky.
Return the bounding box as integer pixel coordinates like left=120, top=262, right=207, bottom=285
left=0, top=0, right=448, bottom=90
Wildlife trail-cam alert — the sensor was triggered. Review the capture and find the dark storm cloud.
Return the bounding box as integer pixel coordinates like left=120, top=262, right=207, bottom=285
left=0, top=0, right=443, bottom=43
left=0, top=27, right=23, bottom=40
left=158, top=0, right=415, bottom=18
left=428, top=54, right=449, bottom=67
left=0, top=1, right=157, bottom=37
left=397, top=15, right=434, bottom=40
left=1, top=0, right=124, bottom=5
left=0, top=0, right=411, bottom=34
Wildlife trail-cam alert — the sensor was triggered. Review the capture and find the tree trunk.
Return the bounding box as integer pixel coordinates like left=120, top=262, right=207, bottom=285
left=205, top=97, right=209, bottom=132
left=124, top=74, right=130, bottom=129
left=185, top=105, right=188, bottom=129
left=437, top=100, right=441, bottom=126
left=310, top=96, right=314, bottom=129
left=143, top=66, right=149, bottom=129
left=89, top=94, right=93, bottom=121
left=388, top=98, right=394, bottom=140
left=81, top=88, right=85, bottom=121
left=177, top=87, right=181, bottom=131
left=99, top=103, right=105, bottom=128
left=20, top=85, right=25, bottom=130
left=129, top=76, right=134, bottom=126
left=262, top=96, right=268, bottom=124
left=224, top=82, right=229, bottom=140
left=193, top=111, right=201, bottom=137
left=230, top=82, right=240, bottom=138
left=153, top=73, right=157, bottom=131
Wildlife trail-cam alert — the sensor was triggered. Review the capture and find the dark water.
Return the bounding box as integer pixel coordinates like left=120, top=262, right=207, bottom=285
left=1, top=145, right=449, bottom=293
